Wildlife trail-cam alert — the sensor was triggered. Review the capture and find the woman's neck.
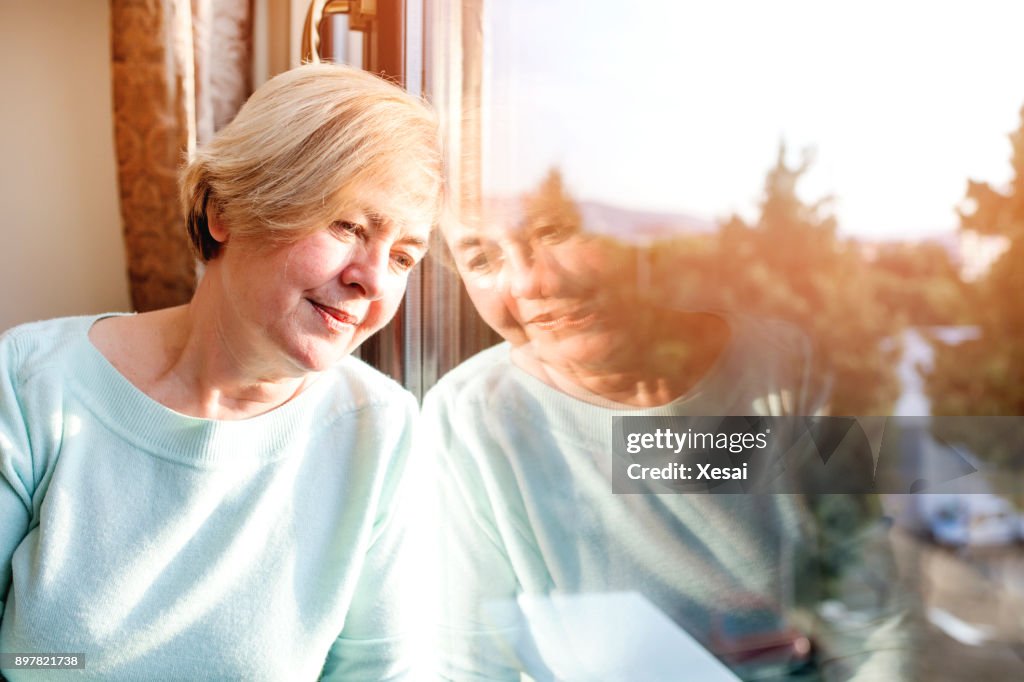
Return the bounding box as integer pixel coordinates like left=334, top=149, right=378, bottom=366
left=90, top=284, right=315, bottom=421
left=513, top=312, right=731, bottom=408
left=170, top=301, right=316, bottom=419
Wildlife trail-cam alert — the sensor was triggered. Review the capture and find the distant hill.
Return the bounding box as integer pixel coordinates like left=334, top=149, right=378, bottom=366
left=854, top=230, right=1008, bottom=282
left=479, top=195, right=718, bottom=243
left=578, top=200, right=716, bottom=242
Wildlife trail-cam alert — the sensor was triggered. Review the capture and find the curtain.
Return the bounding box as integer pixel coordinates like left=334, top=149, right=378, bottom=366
left=110, top=0, right=252, bottom=312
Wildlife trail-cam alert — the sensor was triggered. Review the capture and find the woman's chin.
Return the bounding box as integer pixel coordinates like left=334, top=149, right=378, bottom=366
left=285, top=337, right=358, bottom=374
left=526, top=330, right=632, bottom=372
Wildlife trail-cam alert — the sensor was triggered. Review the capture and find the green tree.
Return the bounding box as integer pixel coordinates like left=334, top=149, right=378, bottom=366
left=521, top=168, right=582, bottom=236
left=870, top=241, right=970, bottom=326
left=711, top=143, right=900, bottom=415
left=926, top=106, right=1024, bottom=467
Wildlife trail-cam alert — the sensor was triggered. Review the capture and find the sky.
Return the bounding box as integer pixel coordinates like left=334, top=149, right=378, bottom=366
left=477, top=0, right=1024, bottom=240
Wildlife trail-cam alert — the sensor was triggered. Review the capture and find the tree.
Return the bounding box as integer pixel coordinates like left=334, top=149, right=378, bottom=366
left=870, top=241, right=971, bottom=327
left=710, top=143, right=901, bottom=415
left=926, top=106, right=1024, bottom=467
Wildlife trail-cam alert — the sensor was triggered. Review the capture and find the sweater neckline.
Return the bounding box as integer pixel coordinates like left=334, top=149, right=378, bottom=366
left=66, top=314, right=336, bottom=468
left=500, top=320, right=745, bottom=443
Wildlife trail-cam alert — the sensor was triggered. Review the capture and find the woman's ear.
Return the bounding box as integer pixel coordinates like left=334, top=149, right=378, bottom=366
left=207, top=205, right=229, bottom=244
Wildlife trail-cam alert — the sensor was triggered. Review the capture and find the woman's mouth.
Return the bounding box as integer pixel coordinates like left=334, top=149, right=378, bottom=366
left=527, top=310, right=598, bottom=332
left=309, top=300, right=359, bottom=334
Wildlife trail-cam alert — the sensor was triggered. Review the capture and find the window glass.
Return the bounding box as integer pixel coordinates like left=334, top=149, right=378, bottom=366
left=424, top=1, right=1024, bottom=679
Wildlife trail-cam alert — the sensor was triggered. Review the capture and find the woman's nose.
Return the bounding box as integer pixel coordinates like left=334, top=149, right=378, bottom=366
left=505, top=246, right=550, bottom=300
left=341, top=243, right=388, bottom=300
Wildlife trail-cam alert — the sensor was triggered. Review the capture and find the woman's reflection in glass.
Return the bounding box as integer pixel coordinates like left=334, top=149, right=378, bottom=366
left=426, top=170, right=914, bottom=681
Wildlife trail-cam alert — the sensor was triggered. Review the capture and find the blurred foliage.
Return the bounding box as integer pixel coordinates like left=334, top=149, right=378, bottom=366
left=641, top=143, right=963, bottom=415
left=525, top=131, right=999, bottom=418
left=870, top=242, right=972, bottom=327
left=926, top=107, right=1024, bottom=468
left=521, top=168, right=583, bottom=237
left=716, top=146, right=899, bottom=415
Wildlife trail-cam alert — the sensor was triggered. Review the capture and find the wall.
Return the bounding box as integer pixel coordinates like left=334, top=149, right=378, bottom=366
left=0, top=0, right=130, bottom=333
left=253, top=0, right=298, bottom=88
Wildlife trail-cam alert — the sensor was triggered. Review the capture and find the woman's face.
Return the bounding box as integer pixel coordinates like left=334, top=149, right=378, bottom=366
left=446, top=216, right=640, bottom=372
left=212, top=188, right=430, bottom=376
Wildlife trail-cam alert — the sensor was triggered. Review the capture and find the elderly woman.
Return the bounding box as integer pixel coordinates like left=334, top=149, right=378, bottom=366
left=0, top=64, right=442, bottom=680
left=426, top=173, right=915, bottom=680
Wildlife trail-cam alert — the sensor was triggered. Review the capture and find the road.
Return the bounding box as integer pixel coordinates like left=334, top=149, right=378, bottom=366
left=888, top=528, right=1024, bottom=680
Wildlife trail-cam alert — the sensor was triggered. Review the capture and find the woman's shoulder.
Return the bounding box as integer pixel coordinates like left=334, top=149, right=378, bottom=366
left=326, top=354, right=419, bottom=415
left=705, top=313, right=827, bottom=415
left=1, top=313, right=97, bottom=346
left=0, top=316, right=105, bottom=477
left=0, top=314, right=104, bottom=382
left=423, top=342, right=513, bottom=409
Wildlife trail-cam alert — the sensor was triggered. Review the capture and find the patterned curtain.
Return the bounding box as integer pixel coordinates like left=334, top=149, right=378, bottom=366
left=110, top=0, right=252, bottom=312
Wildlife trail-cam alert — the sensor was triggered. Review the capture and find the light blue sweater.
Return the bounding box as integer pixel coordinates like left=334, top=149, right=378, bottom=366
left=0, top=315, right=419, bottom=680
left=426, top=318, right=916, bottom=681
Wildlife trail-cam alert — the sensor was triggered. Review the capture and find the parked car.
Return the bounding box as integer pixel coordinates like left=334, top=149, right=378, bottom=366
left=709, top=605, right=814, bottom=678
left=928, top=494, right=1019, bottom=549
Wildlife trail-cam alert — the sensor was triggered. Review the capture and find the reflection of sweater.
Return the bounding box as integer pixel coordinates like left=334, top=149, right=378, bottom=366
left=425, top=318, right=914, bottom=681
left=0, top=315, right=417, bottom=681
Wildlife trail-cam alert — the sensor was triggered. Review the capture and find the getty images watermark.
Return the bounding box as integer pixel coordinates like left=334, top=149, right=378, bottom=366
left=611, top=416, right=1023, bottom=494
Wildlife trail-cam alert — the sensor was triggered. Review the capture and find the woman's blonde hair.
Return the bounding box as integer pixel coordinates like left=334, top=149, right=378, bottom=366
left=181, top=63, right=444, bottom=260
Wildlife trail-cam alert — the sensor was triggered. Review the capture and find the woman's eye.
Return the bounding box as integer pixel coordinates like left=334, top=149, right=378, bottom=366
left=532, top=222, right=571, bottom=244
left=391, top=252, right=416, bottom=270
left=465, top=251, right=498, bottom=273
left=330, top=220, right=362, bottom=237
